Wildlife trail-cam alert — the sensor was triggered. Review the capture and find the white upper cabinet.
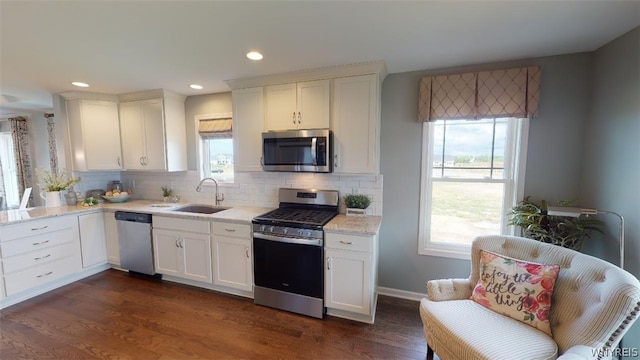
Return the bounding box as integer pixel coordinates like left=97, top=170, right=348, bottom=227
left=232, top=87, right=264, bottom=172
left=331, top=74, right=380, bottom=175
left=265, top=80, right=330, bottom=131
left=64, top=95, right=123, bottom=171
left=118, top=90, right=187, bottom=172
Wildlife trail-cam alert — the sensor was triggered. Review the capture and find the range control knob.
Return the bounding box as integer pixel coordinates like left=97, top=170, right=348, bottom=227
left=282, top=228, right=288, bottom=234
left=297, top=229, right=305, bottom=236
left=259, top=225, right=266, bottom=232
left=268, top=226, right=275, bottom=233
left=306, top=231, right=312, bottom=237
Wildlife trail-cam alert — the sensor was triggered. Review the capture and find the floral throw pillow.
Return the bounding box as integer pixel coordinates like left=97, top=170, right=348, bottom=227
left=470, top=249, right=560, bottom=336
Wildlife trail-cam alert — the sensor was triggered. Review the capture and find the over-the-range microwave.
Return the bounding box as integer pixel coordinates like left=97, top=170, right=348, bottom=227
left=261, top=129, right=333, bottom=173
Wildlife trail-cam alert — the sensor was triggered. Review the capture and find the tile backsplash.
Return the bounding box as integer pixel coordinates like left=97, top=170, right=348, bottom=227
left=96, top=171, right=384, bottom=216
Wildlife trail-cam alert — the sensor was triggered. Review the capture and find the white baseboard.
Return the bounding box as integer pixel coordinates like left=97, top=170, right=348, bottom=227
left=377, top=286, right=426, bottom=302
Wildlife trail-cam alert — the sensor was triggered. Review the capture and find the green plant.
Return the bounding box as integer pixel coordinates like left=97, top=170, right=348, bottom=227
left=36, top=168, right=80, bottom=191
left=343, top=194, right=371, bottom=209
left=508, top=196, right=603, bottom=251
left=161, top=186, right=173, bottom=197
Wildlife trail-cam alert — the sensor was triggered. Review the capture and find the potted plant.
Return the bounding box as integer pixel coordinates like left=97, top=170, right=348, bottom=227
left=343, top=194, right=371, bottom=217
left=161, top=186, right=173, bottom=203
left=508, top=197, right=603, bottom=251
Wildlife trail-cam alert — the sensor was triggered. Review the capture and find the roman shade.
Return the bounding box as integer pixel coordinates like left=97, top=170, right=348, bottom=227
left=418, top=66, right=541, bottom=122
left=198, top=118, right=232, bottom=138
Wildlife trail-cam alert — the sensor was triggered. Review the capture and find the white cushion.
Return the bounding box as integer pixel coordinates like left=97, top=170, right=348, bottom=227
left=420, top=298, right=558, bottom=360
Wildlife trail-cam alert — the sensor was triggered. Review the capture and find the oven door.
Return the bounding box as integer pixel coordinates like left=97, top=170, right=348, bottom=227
left=253, top=236, right=323, bottom=299
left=261, top=129, right=332, bottom=173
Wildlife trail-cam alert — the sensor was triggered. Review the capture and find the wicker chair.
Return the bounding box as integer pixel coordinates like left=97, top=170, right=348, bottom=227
left=419, top=235, right=640, bottom=360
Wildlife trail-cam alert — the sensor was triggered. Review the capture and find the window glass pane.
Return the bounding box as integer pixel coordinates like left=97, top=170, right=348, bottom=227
left=205, top=138, right=234, bottom=182
left=429, top=181, right=504, bottom=245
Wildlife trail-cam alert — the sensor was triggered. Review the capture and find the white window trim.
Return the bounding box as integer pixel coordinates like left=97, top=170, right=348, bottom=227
left=417, top=118, right=529, bottom=260
left=194, top=112, right=234, bottom=186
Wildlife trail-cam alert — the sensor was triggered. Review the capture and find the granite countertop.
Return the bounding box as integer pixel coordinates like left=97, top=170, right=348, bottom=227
left=1, top=201, right=382, bottom=235
left=324, top=214, right=382, bottom=235
left=0, top=200, right=272, bottom=227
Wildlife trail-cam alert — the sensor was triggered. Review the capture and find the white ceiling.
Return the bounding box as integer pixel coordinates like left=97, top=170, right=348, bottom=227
left=1, top=1, right=638, bottom=115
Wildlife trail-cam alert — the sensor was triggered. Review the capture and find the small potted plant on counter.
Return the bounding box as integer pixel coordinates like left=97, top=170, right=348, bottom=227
left=161, top=185, right=173, bottom=203
left=343, top=194, right=371, bottom=217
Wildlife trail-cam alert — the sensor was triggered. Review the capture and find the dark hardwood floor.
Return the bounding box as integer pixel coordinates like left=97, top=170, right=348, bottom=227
left=0, top=269, right=427, bottom=359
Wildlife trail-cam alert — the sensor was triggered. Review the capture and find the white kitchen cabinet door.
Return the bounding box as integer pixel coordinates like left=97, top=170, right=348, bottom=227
left=103, top=212, right=120, bottom=266
left=264, top=80, right=330, bottom=131
left=66, top=99, right=123, bottom=171
left=233, top=87, right=264, bottom=172
left=119, top=101, right=147, bottom=170
left=78, top=212, right=108, bottom=268
left=139, top=99, right=166, bottom=170
left=181, top=233, right=212, bottom=283
left=153, top=229, right=182, bottom=277
left=212, top=235, right=252, bottom=291
left=325, top=248, right=372, bottom=315
left=331, top=74, right=380, bottom=174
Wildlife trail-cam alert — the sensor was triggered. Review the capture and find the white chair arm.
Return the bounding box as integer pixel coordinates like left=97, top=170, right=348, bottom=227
left=426, top=278, right=473, bottom=301
left=557, top=345, right=599, bottom=360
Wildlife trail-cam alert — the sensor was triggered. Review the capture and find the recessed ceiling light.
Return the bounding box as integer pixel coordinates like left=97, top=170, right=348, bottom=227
left=246, top=51, right=263, bottom=61
left=71, top=81, right=89, bottom=88
left=190, top=84, right=204, bottom=90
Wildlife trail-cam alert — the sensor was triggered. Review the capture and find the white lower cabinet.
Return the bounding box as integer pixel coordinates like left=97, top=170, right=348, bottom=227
left=0, top=215, right=82, bottom=298
left=153, top=216, right=212, bottom=284
left=104, top=211, right=120, bottom=266
left=211, top=221, right=252, bottom=293
left=325, top=232, right=378, bottom=323
left=78, top=212, right=108, bottom=268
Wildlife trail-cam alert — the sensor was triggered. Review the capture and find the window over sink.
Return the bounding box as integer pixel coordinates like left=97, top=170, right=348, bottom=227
left=196, top=113, right=234, bottom=183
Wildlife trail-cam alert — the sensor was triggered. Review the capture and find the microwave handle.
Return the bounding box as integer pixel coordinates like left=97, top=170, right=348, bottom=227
left=311, top=137, right=317, bottom=165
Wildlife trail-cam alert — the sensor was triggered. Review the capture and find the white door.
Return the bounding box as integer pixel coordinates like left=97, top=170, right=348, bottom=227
left=297, top=79, right=330, bottom=129
left=141, top=99, right=166, bottom=170
left=182, top=233, right=213, bottom=283
left=265, top=83, right=297, bottom=131
left=78, top=212, right=107, bottom=268
left=81, top=100, right=122, bottom=170
left=153, top=229, right=181, bottom=277
left=325, top=249, right=371, bottom=315
left=212, top=236, right=252, bottom=291
left=233, top=87, right=264, bottom=171
left=119, top=101, right=146, bottom=170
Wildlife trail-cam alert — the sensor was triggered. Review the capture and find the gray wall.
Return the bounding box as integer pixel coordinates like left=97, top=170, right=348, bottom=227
left=379, top=52, right=594, bottom=293
left=580, top=27, right=639, bottom=355
left=184, top=92, right=233, bottom=171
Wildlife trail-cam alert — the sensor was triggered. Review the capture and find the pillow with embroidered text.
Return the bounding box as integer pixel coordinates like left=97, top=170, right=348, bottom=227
left=470, top=249, right=560, bottom=336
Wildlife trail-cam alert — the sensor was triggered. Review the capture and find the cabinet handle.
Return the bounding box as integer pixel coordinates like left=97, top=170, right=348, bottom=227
left=334, top=154, right=339, bottom=168
left=140, top=156, right=145, bottom=165
left=31, top=225, right=49, bottom=231
left=327, top=257, right=331, bottom=270
left=143, top=156, right=148, bottom=166
left=225, top=228, right=236, bottom=232
left=37, top=271, right=53, bottom=278
left=297, top=112, right=301, bottom=124
left=117, top=156, right=121, bottom=166
left=245, top=247, right=250, bottom=258
left=32, top=240, right=50, bottom=246
left=176, top=238, right=183, bottom=248
left=339, top=240, right=353, bottom=245
left=292, top=112, right=296, bottom=125
left=34, top=254, right=52, bottom=261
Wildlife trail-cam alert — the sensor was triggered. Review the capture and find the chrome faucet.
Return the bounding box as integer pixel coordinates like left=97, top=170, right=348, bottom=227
left=196, top=178, right=224, bottom=205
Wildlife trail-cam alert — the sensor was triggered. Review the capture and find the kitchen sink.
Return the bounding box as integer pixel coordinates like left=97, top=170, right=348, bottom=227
left=171, top=204, right=230, bottom=214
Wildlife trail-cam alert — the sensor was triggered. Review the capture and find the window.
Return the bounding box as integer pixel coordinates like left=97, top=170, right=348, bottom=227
left=0, top=132, right=19, bottom=209
left=196, top=114, right=234, bottom=183
left=418, top=118, right=528, bottom=259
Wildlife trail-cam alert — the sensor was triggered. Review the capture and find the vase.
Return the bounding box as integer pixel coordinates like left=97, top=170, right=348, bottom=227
left=40, top=191, right=63, bottom=208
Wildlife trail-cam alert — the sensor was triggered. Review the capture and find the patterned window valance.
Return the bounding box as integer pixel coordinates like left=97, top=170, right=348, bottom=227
left=198, top=118, right=232, bottom=138
left=418, top=66, right=541, bottom=122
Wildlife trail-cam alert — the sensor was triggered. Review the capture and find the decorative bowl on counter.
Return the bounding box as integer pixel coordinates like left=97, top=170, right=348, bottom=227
left=102, top=194, right=131, bottom=203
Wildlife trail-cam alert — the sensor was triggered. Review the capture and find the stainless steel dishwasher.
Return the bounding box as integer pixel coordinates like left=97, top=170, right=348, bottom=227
left=115, top=211, right=156, bottom=275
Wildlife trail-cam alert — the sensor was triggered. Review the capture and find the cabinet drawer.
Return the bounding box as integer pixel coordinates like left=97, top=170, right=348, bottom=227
left=0, top=227, right=77, bottom=258
left=325, top=233, right=373, bottom=253
left=2, top=242, right=77, bottom=274
left=153, top=216, right=210, bottom=234
left=4, top=256, right=80, bottom=296
left=0, top=216, right=76, bottom=242
left=211, top=222, right=250, bottom=237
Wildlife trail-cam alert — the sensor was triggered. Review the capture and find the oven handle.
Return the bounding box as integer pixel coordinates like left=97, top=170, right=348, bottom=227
left=311, top=137, right=317, bottom=166
left=253, top=232, right=323, bottom=247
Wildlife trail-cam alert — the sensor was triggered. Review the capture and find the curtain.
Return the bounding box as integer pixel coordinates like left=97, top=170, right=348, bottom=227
left=0, top=155, right=5, bottom=209
left=198, top=117, right=232, bottom=138
left=9, top=116, right=33, bottom=205
left=418, top=66, right=541, bottom=122
left=45, top=113, right=59, bottom=175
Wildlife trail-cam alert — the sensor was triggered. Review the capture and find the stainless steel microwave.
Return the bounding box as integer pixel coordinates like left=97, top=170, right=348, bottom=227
left=261, top=129, right=333, bottom=173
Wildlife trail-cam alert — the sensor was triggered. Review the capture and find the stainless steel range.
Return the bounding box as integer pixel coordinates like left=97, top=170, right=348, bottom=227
left=252, top=188, right=339, bottom=318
